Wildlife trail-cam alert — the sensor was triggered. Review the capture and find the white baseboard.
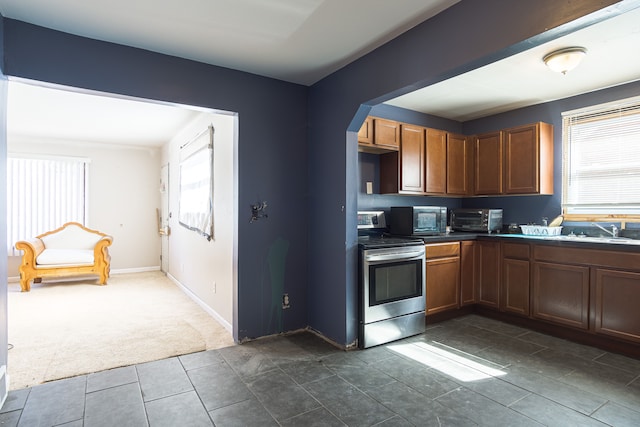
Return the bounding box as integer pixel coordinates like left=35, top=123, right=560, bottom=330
left=166, top=273, right=233, bottom=334
left=111, top=266, right=161, bottom=274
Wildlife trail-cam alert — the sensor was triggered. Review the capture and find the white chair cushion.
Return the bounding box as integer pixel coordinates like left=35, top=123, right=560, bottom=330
left=40, top=224, right=103, bottom=250
left=36, top=249, right=95, bottom=266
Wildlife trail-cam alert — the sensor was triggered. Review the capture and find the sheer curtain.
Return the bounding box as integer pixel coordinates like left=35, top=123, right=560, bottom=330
left=179, top=126, right=214, bottom=240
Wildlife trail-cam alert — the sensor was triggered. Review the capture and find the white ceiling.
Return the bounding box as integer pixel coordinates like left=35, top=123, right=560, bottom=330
left=1, top=0, right=640, bottom=145
left=7, top=83, right=204, bottom=147
left=0, top=0, right=460, bottom=86
left=0, top=0, right=460, bottom=146
left=385, top=6, right=640, bottom=121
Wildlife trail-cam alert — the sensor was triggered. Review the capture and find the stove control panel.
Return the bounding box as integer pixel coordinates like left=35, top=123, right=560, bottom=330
left=357, top=211, right=386, bottom=229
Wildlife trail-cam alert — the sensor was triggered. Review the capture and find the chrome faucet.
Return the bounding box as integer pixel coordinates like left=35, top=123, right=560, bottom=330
left=591, top=222, right=619, bottom=238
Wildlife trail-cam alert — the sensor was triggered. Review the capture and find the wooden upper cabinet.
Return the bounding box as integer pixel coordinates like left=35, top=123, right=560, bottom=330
left=399, top=124, right=426, bottom=194
left=357, top=116, right=373, bottom=144
left=504, top=122, right=554, bottom=195
left=474, top=131, right=503, bottom=195
left=447, top=133, right=471, bottom=196
left=373, top=118, right=400, bottom=149
left=358, top=117, right=400, bottom=153
left=425, top=128, right=447, bottom=195
left=367, top=116, right=553, bottom=197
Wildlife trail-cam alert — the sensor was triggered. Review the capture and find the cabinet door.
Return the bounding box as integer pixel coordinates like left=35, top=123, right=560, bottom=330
left=460, top=241, right=477, bottom=306
left=474, top=132, right=503, bottom=195
left=447, top=133, right=470, bottom=195
left=504, top=122, right=553, bottom=195
left=477, top=241, right=500, bottom=308
left=358, top=116, right=373, bottom=144
left=532, top=261, right=589, bottom=330
left=400, top=124, right=425, bottom=194
left=502, top=258, right=530, bottom=316
left=426, top=257, right=460, bottom=315
left=504, top=124, right=539, bottom=194
left=374, top=118, right=400, bottom=149
left=594, top=268, right=640, bottom=343
left=425, top=128, right=447, bottom=194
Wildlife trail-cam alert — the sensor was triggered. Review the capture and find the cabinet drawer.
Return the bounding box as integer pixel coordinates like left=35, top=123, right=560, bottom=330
left=502, top=242, right=530, bottom=259
left=534, top=244, right=640, bottom=270
left=425, top=242, right=460, bottom=259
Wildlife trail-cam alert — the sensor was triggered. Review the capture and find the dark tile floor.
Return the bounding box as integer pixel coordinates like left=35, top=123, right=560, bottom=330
left=2, top=314, right=640, bottom=426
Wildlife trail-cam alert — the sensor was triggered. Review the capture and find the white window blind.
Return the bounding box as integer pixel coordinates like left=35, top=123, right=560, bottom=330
left=7, top=155, right=88, bottom=255
left=562, top=96, right=640, bottom=215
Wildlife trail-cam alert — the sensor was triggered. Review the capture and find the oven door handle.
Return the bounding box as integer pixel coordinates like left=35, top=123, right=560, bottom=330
left=365, top=250, right=425, bottom=262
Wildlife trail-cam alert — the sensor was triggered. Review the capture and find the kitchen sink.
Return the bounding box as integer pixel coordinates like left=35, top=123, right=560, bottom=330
left=547, top=235, right=640, bottom=245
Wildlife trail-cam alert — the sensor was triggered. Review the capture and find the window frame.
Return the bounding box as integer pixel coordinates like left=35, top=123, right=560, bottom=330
left=562, top=95, right=640, bottom=225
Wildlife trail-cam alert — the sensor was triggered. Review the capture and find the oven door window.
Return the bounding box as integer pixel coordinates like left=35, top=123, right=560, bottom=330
left=369, top=259, right=422, bottom=306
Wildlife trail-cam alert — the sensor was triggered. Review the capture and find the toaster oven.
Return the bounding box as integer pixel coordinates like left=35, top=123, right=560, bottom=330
left=450, top=209, right=503, bottom=233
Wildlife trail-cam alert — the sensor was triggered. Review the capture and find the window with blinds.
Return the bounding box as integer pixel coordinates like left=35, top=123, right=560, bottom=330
left=179, top=125, right=214, bottom=240
left=7, top=155, right=89, bottom=255
left=562, top=96, right=640, bottom=216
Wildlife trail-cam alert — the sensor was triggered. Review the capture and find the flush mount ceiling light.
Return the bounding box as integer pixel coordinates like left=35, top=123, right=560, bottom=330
left=543, top=47, right=587, bottom=74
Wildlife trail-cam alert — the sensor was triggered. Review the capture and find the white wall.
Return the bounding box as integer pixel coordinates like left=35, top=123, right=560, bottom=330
left=161, top=112, right=235, bottom=327
left=8, top=136, right=162, bottom=276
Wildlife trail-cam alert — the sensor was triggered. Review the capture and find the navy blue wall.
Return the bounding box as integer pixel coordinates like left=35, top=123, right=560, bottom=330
left=1, top=19, right=309, bottom=341
left=2, top=0, right=632, bottom=347
left=308, top=0, right=626, bottom=346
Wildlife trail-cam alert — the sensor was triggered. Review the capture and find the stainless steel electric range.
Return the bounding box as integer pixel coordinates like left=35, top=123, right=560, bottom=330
left=358, top=211, right=426, bottom=348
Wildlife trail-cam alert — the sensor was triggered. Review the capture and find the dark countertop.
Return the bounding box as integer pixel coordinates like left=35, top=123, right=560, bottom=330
left=476, top=233, right=640, bottom=253
left=402, top=232, right=640, bottom=253
left=417, top=232, right=480, bottom=243
left=373, top=231, right=640, bottom=252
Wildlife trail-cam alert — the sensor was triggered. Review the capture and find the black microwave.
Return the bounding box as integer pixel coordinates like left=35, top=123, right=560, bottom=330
left=389, top=206, right=447, bottom=236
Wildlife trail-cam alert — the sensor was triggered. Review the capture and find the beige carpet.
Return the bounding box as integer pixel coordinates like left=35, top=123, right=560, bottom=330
left=7, top=271, right=235, bottom=390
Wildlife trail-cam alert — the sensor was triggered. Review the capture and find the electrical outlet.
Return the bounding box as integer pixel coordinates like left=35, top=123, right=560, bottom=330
left=282, top=293, right=290, bottom=309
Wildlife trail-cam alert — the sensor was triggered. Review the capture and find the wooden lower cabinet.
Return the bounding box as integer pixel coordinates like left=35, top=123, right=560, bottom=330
left=501, top=242, right=530, bottom=316
left=425, top=242, right=460, bottom=315
left=594, top=268, right=640, bottom=343
left=418, top=237, right=640, bottom=350
left=477, top=240, right=500, bottom=308
left=532, top=261, right=590, bottom=330
left=502, top=258, right=530, bottom=316
left=460, top=241, right=477, bottom=306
